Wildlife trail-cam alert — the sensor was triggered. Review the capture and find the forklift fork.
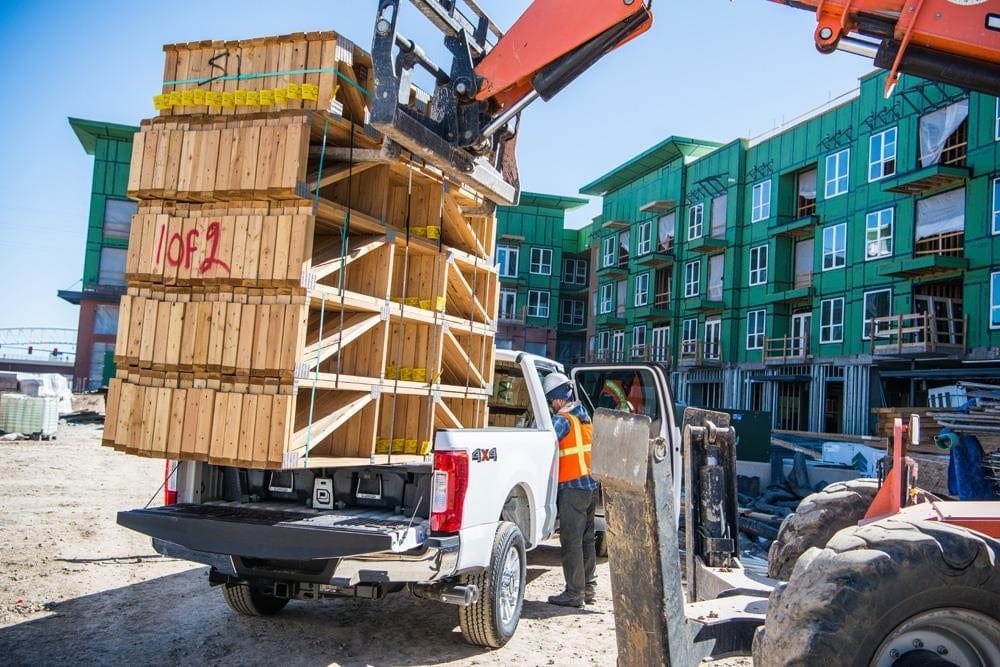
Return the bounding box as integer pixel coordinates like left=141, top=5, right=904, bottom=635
left=591, top=407, right=773, bottom=664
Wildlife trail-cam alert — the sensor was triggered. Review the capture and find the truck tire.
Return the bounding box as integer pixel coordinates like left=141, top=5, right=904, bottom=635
left=458, top=521, right=526, bottom=648
left=222, top=583, right=289, bottom=617
left=767, top=478, right=879, bottom=580
left=753, top=516, right=1000, bottom=667
left=595, top=530, right=608, bottom=558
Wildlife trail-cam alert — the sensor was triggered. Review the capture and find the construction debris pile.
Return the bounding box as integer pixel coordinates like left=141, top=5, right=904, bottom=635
left=103, top=31, right=499, bottom=469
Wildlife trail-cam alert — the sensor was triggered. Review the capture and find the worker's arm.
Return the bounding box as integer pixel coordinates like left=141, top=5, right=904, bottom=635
left=552, top=413, right=570, bottom=441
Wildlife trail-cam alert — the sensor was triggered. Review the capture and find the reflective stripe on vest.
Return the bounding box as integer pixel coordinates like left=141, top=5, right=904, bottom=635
left=557, top=413, right=593, bottom=483
left=601, top=380, right=630, bottom=411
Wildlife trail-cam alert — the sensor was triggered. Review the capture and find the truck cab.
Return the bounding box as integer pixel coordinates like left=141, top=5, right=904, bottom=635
left=117, top=351, right=677, bottom=648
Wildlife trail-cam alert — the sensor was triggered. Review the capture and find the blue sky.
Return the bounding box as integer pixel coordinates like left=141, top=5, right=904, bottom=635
left=0, top=1, right=871, bottom=332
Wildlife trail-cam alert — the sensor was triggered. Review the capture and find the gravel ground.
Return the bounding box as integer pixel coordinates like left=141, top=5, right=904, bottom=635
left=0, top=422, right=752, bottom=666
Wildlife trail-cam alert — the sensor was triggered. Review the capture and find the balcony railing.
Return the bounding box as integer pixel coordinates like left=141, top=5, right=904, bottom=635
left=872, top=313, right=967, bottom=358
left=678, top=339, right=721, bottom=366
left=497, top=307, right=526, bottom=324
left=584, top=346, right=672, bottom=366
left=764, top=334, right=809, bottom=364
left=914, top=231, right=963, bottom=258
left=793, top=272, right=813, bottom=289
left=654, top=290, right=670, bottom=308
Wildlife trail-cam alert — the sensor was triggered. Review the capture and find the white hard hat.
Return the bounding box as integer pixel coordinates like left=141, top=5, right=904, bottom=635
left=543, top=372, right=572, bottom=401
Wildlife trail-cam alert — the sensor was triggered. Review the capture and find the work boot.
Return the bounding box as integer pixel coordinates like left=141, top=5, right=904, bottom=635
left=585, top=584, right=597, bottom=604
left=547, top=590, right=584, bottom=608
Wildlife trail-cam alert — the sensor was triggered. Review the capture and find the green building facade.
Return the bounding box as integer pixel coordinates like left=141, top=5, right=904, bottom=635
left=580, top=71, right=1000, bottom=435
left=493, top=191, right=589, bottom=364
left=59, top=118, right=139, bottom=390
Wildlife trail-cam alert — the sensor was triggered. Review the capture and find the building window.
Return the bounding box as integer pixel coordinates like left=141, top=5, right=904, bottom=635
left=993, top=177, right=1000, bottom=235
left=98, top=247, right=127, bottom=287
left=682, top=318, right=698, bottom=347
left=658, top=213, right=675, bottom=253
left=746, top=310, right=765, bottom=350
left=597, top=331, right=611, bottom=357
left=634, top=273, right=650, bottom=307
left=524, top=342, right=548, bottom=356
left=751, top=180, right=771, bottom=222
left=632, top=325, right=647, bottom=358
left=637, top=220, right=653, bottom=255
left=688, top=203, right=704, bottom=241
left=561, top=299, right=585, bottom=327
left=497, top=245, right=518, bottom=278
left=527, top=290, right=550, bottom=318
left=651, top=326, right=669, bottom=362
left=796, top=168, right=817, bottom=217
left=992, top=272, right=1000, bottom=329
left=600, top=283, right=613, bottom=314
left=603, top=236, right=616, bottom=267
left=863, top=289, right=892, bottom=340
left=618, top=231, right=630, bottom=266
left=865, top=208, right=894, bottom=260
left=710, top=193, right=727, bottom=238
left=824, top=149, right=850, bottom=198
left=822, top=223, right=846, bottom=271
left=868, top=127, right=897, bottom=181
left=996, top=98, right=999, bottom=141
left=88, top=342, right=114, bottom=390
left=612, top=330, right=625, bottom=359
left=684, top=260, right=701, bottom=298
left=749, top=245, right=768, bottom=286
left=820, top=297, right=845, bottom=343
left=563, top=257, right=588, bottom=284
left=916, top=188, right=965, bottom=256
left=654, top=268, right=672, bottom=306
left=93, top=304, right=119, bottom=335
left=103, top=199, right=137, bottom=239
left=498, top=288, right=517, bottom=321
left=529, top=247, right=552, bottom=275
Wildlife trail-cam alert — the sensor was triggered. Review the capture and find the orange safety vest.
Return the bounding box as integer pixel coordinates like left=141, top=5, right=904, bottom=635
left=600, top=380, right=632, bottom=412
left=557, top=412, right=593, bottom=483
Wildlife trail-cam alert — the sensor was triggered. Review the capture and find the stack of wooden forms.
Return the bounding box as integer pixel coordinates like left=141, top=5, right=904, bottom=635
left=103, top=31, right=500, bottom=469
left=872, top=407, right=1000, bottom=454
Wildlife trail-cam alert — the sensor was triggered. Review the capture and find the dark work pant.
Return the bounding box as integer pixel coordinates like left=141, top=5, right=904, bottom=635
left=557, top=486, right=598, bottom=595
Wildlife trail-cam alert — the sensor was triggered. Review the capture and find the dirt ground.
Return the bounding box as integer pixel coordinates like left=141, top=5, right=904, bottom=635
left=0, top=422, right=752, bottom=666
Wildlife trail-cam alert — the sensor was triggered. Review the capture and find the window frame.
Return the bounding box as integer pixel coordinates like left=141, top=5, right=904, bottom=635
left=600, top=283, right=613, bottom=314
left=820, top=297, right=845, bottom=344
left=688, top=203, right=705, bottom=241
left=562, top=257, right=588, bottom=284
left=748, top=244, right=768, bottom=286
left=865, top=208, right=894, bottom=260
left=822, top=223, right=847, bottom=271
left=993, top=177, right=1000, bottom=236
left=637, top=220, right=653, bottom=255
left=992, top=271, right=1000, bottom=329
left=632, top=324, right=647, bottom=357
left=102, top=198, right=137, bottom=240
left=634, top=272, right=650, bottom=307
left=529, top=247, right=553, bottom=275
left=825, top=148, right=850, bottom=198
left=97, top=247, right=127, bottom=287
left=682, top=318, right=698, bottom=344
left=746, top=309, right=765, bottom=350
left=751, top=180, right=771, bottom=223
left=868, top=127, right=897, bottom=182
left=497, top=245, right=519, bottom=278
left=684, top=260, right=701, bottom=298
left=498, top=288, right=517, bottom=320
left=862, top=288, right=892, bottom=341
left=560, top=299, right=585, bottom=327
left=526, top=289, right=550, bottom=319
left=602, top=236, right=616, bottom=267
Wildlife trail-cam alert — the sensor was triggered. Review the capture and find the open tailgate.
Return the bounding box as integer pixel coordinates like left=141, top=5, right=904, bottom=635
left=118, top=503, right=428, bottom=560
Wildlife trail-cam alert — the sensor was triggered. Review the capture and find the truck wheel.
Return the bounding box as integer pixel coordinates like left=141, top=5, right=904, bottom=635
left=753, top=516, right=1000, bottom=667
left=222, top=583, right=289, bottom=616
left=595, top=530, right=608, bottom=558
left=458, top=521, right=526, bottom=648
left=767, top=478, right=879, bottom=580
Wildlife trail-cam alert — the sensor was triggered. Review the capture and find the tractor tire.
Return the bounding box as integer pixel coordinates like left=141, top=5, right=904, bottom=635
left=767, top=478, right=879, bottom=581
left=222, top=583, right=290, bottom=616
left=753, top=516, right=1000, bottom=667
left=458, top=521, right=526, bottom=649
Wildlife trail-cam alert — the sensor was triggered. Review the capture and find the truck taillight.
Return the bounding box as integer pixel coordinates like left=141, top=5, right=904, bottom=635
left=431, top=451, right=469, bottom=534
left=164, top=460, right=178, bottom=506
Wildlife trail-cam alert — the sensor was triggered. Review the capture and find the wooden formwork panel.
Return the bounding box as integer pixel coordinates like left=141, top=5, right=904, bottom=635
left=156, top=32, right=371, bottom=121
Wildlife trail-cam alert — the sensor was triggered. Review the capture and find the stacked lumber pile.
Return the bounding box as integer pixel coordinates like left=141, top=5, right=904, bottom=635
left=103, top=31, right=500, bottom=469
left=872, top=407, right=1000, bottom=454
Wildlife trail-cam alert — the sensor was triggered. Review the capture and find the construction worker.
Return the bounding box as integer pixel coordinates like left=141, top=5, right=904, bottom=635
left=598, top=378, right=633, bottom=412
left=542, top=371, right=598, bottom=608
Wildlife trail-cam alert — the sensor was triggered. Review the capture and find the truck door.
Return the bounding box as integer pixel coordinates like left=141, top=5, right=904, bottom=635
left=571, top=364, right=681, bottom=528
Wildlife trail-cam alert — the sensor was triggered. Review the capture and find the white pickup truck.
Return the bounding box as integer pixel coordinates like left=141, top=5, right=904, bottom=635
left=118, top=350, right=678, bottom=648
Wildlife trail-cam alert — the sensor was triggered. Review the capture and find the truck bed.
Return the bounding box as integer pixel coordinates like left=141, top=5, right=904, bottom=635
left=118, top=501, right=428, bottom=560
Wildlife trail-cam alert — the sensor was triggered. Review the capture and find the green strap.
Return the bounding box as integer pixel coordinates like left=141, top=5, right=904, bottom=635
left=163, top=68, right=372, bottom=98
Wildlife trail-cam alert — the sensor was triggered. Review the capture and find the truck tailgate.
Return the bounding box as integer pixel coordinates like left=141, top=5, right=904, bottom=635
left=118, top=502, right=428, bottom=560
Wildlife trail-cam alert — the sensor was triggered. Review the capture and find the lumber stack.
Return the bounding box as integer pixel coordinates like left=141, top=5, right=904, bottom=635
left=103, top=30, right=500, bottom=469
left=872, top=407, right=1000, bottom=454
